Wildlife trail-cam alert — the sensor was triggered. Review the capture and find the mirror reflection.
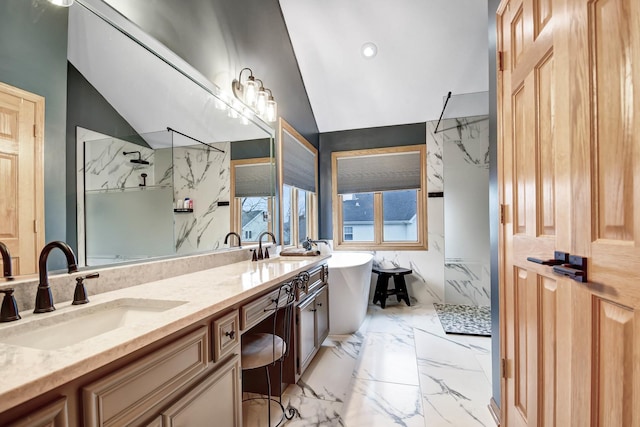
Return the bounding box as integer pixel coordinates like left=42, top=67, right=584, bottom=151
left=1, top=0, right=276, bottom=276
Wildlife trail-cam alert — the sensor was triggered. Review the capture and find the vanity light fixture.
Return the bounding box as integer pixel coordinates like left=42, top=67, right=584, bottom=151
left=361, top=42, right=378, bottom=59
left=48, top=0, right=74, bottom=6
left=231, top=67, right=277, bottom=122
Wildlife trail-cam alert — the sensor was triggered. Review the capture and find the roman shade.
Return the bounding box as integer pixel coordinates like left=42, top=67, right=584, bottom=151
left=336, top=151, right=422, bottom=194
left=282, top=130, right=316, bottom=192
left=234, top=162, right=273, bottom=198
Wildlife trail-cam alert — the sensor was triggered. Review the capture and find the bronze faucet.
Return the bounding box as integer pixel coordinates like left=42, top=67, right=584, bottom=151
left=34, top=241, right=78, bottom=313
left=0, top=242, right=13, bottom=280
left=223, top=232, right=242, bottom=247
left=257, top=231, right=277, bottom=260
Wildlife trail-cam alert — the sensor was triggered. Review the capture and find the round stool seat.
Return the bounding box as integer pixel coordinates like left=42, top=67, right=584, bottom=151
left=242, top=333, right=286, bottom=370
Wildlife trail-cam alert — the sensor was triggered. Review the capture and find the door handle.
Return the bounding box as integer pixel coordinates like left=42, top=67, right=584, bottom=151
left=552, top=255, right=588, bottom=283
left=527, top=251, right=569, bottom=266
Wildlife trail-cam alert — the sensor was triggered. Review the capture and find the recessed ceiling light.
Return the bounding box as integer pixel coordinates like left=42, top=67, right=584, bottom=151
left=361, top=42, right=378, bottom=59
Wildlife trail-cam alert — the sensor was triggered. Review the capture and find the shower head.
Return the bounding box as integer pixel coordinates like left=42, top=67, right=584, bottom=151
left=123, top=150, right=150, bottom=165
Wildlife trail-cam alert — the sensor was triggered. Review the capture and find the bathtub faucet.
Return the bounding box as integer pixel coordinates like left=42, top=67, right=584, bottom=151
left=302, top=237, right=328, bottom=251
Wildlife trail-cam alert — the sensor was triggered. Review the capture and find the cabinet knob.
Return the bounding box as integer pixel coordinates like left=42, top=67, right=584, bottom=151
left=316, top=303, right=322, bottom=307
left=225, top=330, right=236, bottom=340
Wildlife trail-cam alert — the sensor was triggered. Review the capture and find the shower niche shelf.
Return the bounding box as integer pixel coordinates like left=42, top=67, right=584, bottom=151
left=173, top=208, right=193, bottom=213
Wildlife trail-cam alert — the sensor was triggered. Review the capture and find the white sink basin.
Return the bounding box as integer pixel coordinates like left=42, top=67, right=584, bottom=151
left=0, top=298, right=186, bottom=350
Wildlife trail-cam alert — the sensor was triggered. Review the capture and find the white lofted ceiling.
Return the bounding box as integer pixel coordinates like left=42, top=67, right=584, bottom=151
left=279, top=0, right=489, bottom=133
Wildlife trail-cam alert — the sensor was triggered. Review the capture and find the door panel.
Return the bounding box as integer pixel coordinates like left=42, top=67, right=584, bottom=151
left=0, top=82, right=44, bottom=276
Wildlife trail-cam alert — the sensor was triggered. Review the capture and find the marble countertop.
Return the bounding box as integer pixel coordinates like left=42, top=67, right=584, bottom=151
left=0, top=254, right=330, bottom=413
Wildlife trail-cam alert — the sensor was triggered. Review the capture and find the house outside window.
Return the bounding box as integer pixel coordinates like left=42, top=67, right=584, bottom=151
left=332, top=145, right=427, bottom=250
left=230, top=158, right=275, bottom=243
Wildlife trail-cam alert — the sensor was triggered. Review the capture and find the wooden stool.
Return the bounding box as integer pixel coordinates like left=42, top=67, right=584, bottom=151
left=372, top=267, right=412, bottom=308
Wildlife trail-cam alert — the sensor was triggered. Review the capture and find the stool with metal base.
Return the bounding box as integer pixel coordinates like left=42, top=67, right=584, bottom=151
left=241, top=272, right=309, bottom=426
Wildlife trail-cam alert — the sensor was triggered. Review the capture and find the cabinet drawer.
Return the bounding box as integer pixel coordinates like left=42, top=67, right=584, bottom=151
left=83, top=327, right=208, bottom=427
left=212, top=310, right=240, bottom=362
left=241, top=286, right=290, bottom=331
left=297, top=264, right=326, bottom=301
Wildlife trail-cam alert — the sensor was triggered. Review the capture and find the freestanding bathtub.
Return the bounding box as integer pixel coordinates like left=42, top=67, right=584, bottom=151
left=327, top=252, right=374, bottom=334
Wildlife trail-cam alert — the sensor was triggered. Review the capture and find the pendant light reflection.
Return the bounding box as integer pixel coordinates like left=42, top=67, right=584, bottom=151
left=231, top=68, right=277, bottom=122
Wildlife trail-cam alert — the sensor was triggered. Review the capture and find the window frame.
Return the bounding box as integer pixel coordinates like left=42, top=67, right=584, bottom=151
left=331, top=145, right=427, bottom=251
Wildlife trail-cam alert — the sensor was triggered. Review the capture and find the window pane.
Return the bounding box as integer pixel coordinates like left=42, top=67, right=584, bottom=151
left=382, top=190, right=418, bottom=242
left=240, top=196, right=269, bottom=241
left=341, top=193, right=374, bottom=242
left=298, top=189, right=307, bottom=244
left=283, top=185, right=292, bottom=245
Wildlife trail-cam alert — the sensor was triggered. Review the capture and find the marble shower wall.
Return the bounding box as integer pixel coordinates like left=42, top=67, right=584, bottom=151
left=442, top=115, right=491, bottom=306
left=170, top=142, right=230, bottom=254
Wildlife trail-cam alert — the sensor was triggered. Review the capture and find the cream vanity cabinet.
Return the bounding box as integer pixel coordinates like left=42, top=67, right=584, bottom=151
left=1, top=310, right=241, bottom=427
left=82, top=311, right=241, bottom=427
left=295, top=264, right=329, bottom=375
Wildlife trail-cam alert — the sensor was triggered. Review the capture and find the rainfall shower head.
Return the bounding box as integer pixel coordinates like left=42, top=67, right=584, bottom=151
left=123, top=150, right=150, bottom=165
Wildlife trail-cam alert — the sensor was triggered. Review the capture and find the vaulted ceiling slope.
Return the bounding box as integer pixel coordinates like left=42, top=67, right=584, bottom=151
left=279, top=0, right=489, bottom=132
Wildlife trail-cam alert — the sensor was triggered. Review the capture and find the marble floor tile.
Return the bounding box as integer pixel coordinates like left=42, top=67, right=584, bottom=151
left=474, top=354, right=493, bottom=386
left=354, top=332, right=420, bottom=386
left=366, top=303, right=442, bottom=335
left=419, top=367, right=494, bottom=427
left=414, top=328, right=486, bottom=373
left=285, top=335, right=362, bottom=402
left=242, top=303, right=494, bottom=427
left=342, top=378, right=425, bottom=427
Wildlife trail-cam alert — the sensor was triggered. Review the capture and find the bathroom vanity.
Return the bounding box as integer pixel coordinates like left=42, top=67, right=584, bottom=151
left=0, top=255, right=329, bottom=426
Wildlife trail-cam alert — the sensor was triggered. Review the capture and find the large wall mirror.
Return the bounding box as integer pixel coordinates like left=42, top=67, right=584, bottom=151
left=3, top=0, right=275, bottom=275
left=71, top=0, right=276, bottom=267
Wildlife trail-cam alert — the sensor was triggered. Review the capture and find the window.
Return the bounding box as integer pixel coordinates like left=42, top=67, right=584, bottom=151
left=279, top=119, right=318, bottom=247
left=343, top=226, right=353, bottom=241
left=230, top=158, right=275, bottom=243
left=332, top=145, right=427, bottom=250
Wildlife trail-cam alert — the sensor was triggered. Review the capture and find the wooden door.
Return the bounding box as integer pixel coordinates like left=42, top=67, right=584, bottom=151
left=498, top=0, right=640, bottom=425
left=0, top=82, right=44, bottom=276
left=555, top=0, right=640, bottom=424
left=498, top=0, right=558, bottom=425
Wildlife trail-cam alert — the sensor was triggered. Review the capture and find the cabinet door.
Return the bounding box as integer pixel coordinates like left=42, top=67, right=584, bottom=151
left=315, top=286, right=329, bottom=347
left=6, top=397, right=68, bottom=427
left=296, top=297, right=316, bottom=374
left=161, top=356, right=242, bottom=427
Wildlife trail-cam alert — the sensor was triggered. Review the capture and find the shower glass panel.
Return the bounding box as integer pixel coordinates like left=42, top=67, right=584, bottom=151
left=83, top=130, right=174, bottom=265
left=442, top=114, right=491, bottom=307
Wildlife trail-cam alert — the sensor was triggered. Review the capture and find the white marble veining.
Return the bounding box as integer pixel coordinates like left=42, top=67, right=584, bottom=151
left=0, top=254, right=329, bottom=413
left=242, top=302, right=493, bottom=426
left=172, top=142, right=231, bottom=253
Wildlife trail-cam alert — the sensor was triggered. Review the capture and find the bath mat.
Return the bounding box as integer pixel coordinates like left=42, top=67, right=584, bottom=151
left=433, top=303, right=491, bottom=336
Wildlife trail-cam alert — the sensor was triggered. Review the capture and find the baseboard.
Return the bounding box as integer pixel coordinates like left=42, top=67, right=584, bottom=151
left=488, top=397, right=501, bottom=426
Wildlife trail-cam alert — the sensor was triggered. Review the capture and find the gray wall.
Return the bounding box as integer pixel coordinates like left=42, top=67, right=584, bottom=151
left=0, top=0, right=69, bottom=268
left=318, top=123, right=426, bottom=239
left=488, top=0, right=501, bottom=407
left=66, top=63, right=146, bottom=253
